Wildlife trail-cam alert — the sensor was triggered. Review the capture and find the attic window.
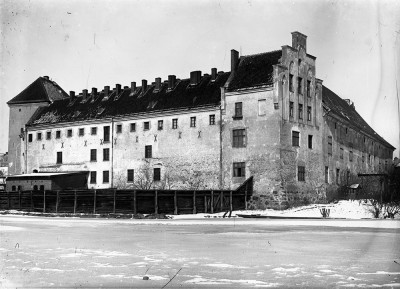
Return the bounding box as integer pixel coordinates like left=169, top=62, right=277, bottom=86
left=97, top=107, right=105, bottom=116
left=147, top=101, right=157, bottom=110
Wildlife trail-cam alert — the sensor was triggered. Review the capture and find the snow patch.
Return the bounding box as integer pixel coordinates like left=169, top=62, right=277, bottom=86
left=0, top=225, right=25, bottom=231
left=272, top=267, right=301, bottom=273
left=357, top=271, right=400, bottom=275
left=185, top=277, right=280, bottom=287
left=204, top=263, right=248, bottom=269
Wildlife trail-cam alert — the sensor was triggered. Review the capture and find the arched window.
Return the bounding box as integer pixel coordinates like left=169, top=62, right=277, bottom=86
left=289, top=62, right=294, bottom=92
left=33, top=169, right=38, bottom=173
left=12, top=186, right=16, bottom=191
left=33, top=185, right=38, bottom=191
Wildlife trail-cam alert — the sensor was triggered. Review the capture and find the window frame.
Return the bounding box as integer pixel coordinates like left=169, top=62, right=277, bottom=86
left=37, top=132, right=42, bottom=141
left=56, top=151, right=62, bottom=164
left=67, top=129, right=73, bottom=138
left=28, top=133, right=33, bottom=142
left=308, top=135, right=313, bottom=149
left=172, top=118, right=178, bottom=129
left=130, top=123, right=136, bottom=132
left=78, top=128, right=84, bottom=136
left=209, top=114, right=215, bottom=125
left=234, top=102, right=243, bottom=118
left=292, top=131, right=300, bottom=147
left=103, top=126, right=110, bottom=143
left=103, top=148, right=110, bottom=161
left=307, top=106, right=312, bottom=121
left=153, top=168, right=161, bottom=181
left=56, top=130, right=61, bottom=139
left=103, top=170, right=109, bottom=184
left=116, top=124, right=122, bottom=133
left=46, top=131, right=51, bottom=140
left=90, top=171, right=97, bottom=184
left=127, top=169, right=134, bottom=182
left=145, top=145, right=152, bottom=158
left=90, top=149, right=97, bottom=162
left=91, top=127, right=97, bottom=135
left=298, top=166, right=305, bottom=182
left=289, top=74, right=294, bottom=92
left=297, top=77, right=303, bottom=95
left=233, top=162, right=245, bottom=177
left=289, top=101, right=294, bottom=118
left=298, top=104, right=303, bottom=120
left=232, top=129, right=246, bottom=148
left=158, top=120, right=163, bottom=131
left=328, top=136, right=333, bottom=155
left=190, top=117, right=196, bottom=128
left=144, top=121, right=150, bottom=131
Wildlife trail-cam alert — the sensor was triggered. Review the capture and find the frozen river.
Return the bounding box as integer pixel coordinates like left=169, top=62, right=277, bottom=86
left=1, top=215, right=400, bottom=288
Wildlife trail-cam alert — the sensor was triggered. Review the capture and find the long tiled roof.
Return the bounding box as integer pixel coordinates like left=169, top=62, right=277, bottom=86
left=228, top=50, right=282, bottom=91
left=322, top=85, right=395, bottom=149
left=7, top=77, right=68, bottom=105
left=29, top=73, right=230, bottom=125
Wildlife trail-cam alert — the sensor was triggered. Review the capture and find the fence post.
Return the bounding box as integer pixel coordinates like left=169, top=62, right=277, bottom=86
left=133, top=190, right=137, bottom=214
left=204, top=194, right=207, bottom=213
left=211, top=191, right=214, bottom=214
left=43, top=190, right=46, bottom=213
left=174, top=191, right=178, bottom=215
left=220, top=191, right=223, bottom=212
left=56, top=191, right=59, bottom=214
left=230, top=190, right=233, bottom=212
left=30, top=191, right=33, bottom=211
left=7, top=191, right=10, bottom=210
left=193, top=191, right=196, bottom=214
left=113, top=189, right=116, bottom=214
left=73, top=190, right=77, bottom=214
left=93, top=190, right=96, bottom=215
left=155, top=190, right=158, bottom=214
left=245, top=186, right=248, bottom=210
left=19, top=190, right=21, bottom=210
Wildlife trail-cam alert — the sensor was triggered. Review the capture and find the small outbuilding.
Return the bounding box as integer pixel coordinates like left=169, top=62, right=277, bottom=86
left=6, top=171, right=88, bottom=192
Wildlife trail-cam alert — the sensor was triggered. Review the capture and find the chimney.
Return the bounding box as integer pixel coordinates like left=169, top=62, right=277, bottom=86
left=231, top=49, right=239, bottom=71
left=43, top=76, right=49, bottom=80
left=104, top=86, right=110, bottom=97
left=115, top=84, right=121, bottom=95
left=91, top=87, right=97, bottom=97
left=124, top=86, right=129, bottom=90
left=190, top=71, right=202, bottom=85
left=168, top=75, right=176, bottom=89
left=155, top=77, right=162, bottom=90
left=142, top=79, right=147, bottom=92
left=211, top=68, right=217, bottom=81
left=82, top=89, right=88, bottom=101
left=69, top=91, right=76, bottom=102
left=291, top=31, right=307, bottom=52
left=131, top=82, right=136, bottom=92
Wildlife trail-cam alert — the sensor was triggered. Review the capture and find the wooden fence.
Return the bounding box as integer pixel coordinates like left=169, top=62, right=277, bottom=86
left=0, top=177, right=253, bottom=215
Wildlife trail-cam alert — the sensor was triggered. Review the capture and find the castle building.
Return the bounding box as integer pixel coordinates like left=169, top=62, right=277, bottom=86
left=7, top=32, right=395, bottom=208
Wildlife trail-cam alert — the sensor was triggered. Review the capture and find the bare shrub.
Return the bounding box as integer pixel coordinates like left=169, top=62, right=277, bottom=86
left=383, top=202, right=400, bottom=219
left=368, top=199, right=383, bottom=218
left=319, top=207, right=330, bottom=218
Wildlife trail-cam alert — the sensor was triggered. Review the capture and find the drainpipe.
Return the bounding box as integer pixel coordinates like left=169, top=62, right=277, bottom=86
left=25, top=126, right=28, bottom=174
left=111, top=118, right=114, bottom=188
left=219, top=102, right=224, bottom=190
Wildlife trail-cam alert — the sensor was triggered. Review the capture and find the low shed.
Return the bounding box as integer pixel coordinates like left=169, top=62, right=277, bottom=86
left=6, top=171, right=88, bottom=192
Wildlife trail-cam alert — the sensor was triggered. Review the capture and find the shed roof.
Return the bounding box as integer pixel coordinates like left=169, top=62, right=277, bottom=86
left=6, top=171, right=88, bottom=181
left=7, top=77, right=68, bottom=105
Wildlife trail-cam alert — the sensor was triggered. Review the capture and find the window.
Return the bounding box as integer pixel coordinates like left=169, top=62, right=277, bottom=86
left=308, top=135, right=313, bottom=149
left=144, top=121, right=150, bottom=130
left=307, top=106, right=311, bottom=121
left=12, top=186, right=16, bottom=191
left=325, top=166, right=329, bottom=183
left=336, top=169, right=340, bottom=184
left=328, top=136, right=333, bottom=155
left=292, top=131, right=300, bottom=147
left=258, top=99, right=266, bottom=116
left=130, top=123, right=136, bottom=132
left=298, top=166, right=305, bottom=181
left=298, top=77, right=303, bottom=94
left=91, top=127, right=97, bottom=135
left=145, top=145, right=152, bottom=158
left=349, top=151, right=353, bottom=162
left=103, top=148, right=110, bottom=161
left=90, top=172, right=97, bottom=184
left=289, top=102, right=294, bottom=118
left=116, top=124, right=122, bottom=133
left=127, top=169, right=134, bottom=182
left=90, top=149, right=97, bottom=162
left=362, top=154, right=365, bottom=163
left=190, top=117, right=196, bottom=127
left=33, top=185, right=38, bottom=191
left=104, top=126, right=110, bottom=142
left=298, top=104, right=303, bottom=120
left=233, top=162, right=245, bottom=177
left=56, top=152, right=62, bottom=164
left=67, top=129, right=72, bottom=137
left=234, top=102, right=243, bottom=118
left=340, top=148, right=344, bottom=159
left=46, top=131, right=51, bottom=140
left=103, top=171, right=109, bottom=183
left=158, top=120, right=163, bottom=130
left=289, top=74, right=294, bottom=92
left=40, top=185, right=44, bottom=191
left=79, top=128, right=84, bottom=136
left=307, top=80, right=311, bottom=97
left=209, top=114, right=215, bottom=125
left=172, top=118, right=178, bottom=129
left=56, top=130, right=61, bottom=139
left=153, top=168, right=161, bottom=181
left=28, top=134, right=33, bottom=142
left=232, top=129, right=246, bottom=148
left=37, top=132, right=42, bottom=141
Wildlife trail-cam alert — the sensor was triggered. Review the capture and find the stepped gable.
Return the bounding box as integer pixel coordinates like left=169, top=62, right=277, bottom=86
left=7, top=76, right=68, bottom=105
left=29, top=72, right=230, bottom=125
left=322, top=85, right=395, bottom=149
left=227, top=50, right=282, bottom=91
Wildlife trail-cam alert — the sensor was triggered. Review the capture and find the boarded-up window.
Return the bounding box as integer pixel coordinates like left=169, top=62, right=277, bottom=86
left=258, top=99, right=267, bottom=116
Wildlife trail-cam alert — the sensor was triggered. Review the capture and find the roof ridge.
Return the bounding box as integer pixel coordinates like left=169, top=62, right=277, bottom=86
left=241, top=49, right=282, bottom=58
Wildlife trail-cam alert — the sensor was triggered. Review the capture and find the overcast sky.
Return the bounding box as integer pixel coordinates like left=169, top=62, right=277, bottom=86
left=1, top=0, right=399, bottom=157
